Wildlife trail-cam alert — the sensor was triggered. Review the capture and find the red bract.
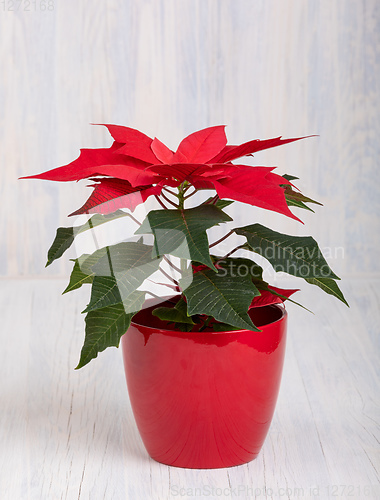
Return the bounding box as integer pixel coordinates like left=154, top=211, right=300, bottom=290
left=170, top=125, right=227, bottom=163
left=250, top=286, right=299, bottom=308
left=69, top=178, right=162, bottom=216
left=20, top=124, right=307, bottom=218
left=209, top=135, right=314, bottom=163
left=192, top=263, right=223, bottom=273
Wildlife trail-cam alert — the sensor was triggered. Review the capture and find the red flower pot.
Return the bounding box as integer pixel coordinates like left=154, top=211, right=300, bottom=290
left=121, top=302, right=287, bottom=469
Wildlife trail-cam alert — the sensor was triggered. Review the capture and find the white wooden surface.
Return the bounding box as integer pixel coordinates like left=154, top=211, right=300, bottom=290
left=0, top=277, right=379, bottom=499
left=0, top=0, right=379, bottom=278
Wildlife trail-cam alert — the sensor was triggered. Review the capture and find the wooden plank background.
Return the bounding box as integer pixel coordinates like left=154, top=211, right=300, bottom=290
left=0, top=0, right=379, bottom=278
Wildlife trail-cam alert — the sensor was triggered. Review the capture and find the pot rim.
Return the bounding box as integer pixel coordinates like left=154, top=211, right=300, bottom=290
left=130, top=298, right=287, bottom=335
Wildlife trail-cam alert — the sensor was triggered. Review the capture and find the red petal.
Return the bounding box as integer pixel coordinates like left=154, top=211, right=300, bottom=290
left=189, top=177, right=215, bottom=190
left=147, top=162, right=234, bottom=186
left=147, top=163, right=214, bottom=183
left=269, top=285, right=299, bottom=297
left=20, top=142, right=151, bottom=183
left=99, top=124, right=158, bottom=164
left=69, top=178, right=161, bottom=216
left=207, top=166, right=302, bottom=222
left=266, top=172, right=292, bottom=186
left=90, top=164, right=157, bottom=187
left=157, top=178, right=180, bottom=188
left=188, top=165, right=234, bottom=188
left=191, top=264, right=209, bottom=273
left=98, top=123, right=151, bottom=143
left=198, top=166, right=230, bottom=178
left=250, top=286, right=299, bottom=308
left=210, top=135, right=314, bottom=163
left=172, top=125, right=227, bottom=163
left=192, top=262, right=223, bottom=273
left=151, top=138, right=174, bottom=164
left=114, top=143, right=158, bottom=164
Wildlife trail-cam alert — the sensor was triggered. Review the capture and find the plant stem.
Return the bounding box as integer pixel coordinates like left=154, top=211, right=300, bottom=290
left=87, top=216, right=101, bottom=250
left=183, top=187, right=197, bottom=200
left=199, top=316, right=212, bottom=332
left=215, top=244, right=247, bottom=262
left=179, top=257, right=188, bottom=290
left=160, top=191, right=179, bottom=208
left=163, top=255, right=182, bottom=274
left=126, top=213, right=141, bottom=225
left=177, top=181, right=188, bottom=210
left=155, top=195, right=169, bottom=210
left=162, top=187, right=178, bottom=196
left=147, top=279, right=179, bottom=292
left=158, top=266, right=179, bottom=286
left=209, top=230, right=234, bottom=248
left=180, top=258, right=187, bottom=274
left=145, top=291, right=178, bottom=303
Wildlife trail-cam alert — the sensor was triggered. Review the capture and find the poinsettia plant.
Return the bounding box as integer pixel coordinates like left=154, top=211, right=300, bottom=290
left=21, top=125, right=348, bottom=368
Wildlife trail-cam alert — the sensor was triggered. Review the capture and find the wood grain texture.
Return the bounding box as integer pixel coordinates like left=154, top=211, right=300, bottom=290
left=0, top=278, right=378, bottom=499
left=0, top=0, right=379, bottom=277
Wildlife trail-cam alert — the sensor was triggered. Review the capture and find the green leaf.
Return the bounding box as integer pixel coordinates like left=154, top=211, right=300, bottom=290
left=62, top=259, right=93, bottom=294
left=90, top=241, right=162, bottom=275
left=181, top=267, right=261, bottom=331
left=282, top=174, right=299, bottom=181
left=46, top=210, right=129, bottom=267
left=305, top=277, right=349, bottom=306
left=214, top=257, right=264, bottom=281
left=62, top=247, right=110, bottom=294
left=136, top=205, right=232, bottom=271
left=285, top=197, right=315, bottom=212
left=283, top=185, right=322, bottom=211
left=176, top=322, right=195, bottom=332
left=46, top=227, right=75, bottom=267
left=76, top=247, right=111, bottom=275
left=83, top=276, right=122, bottom=313
left=235, top=223, right=340, bottom=280
left=212, top=322, right=240, bottom=332
left=76, top=291, right=146, bottom=369
left=203, top=197, right=235, bottom=210
left=83, top=242, right=163, bottom=312
left=152, top=298, right=195, bottom=325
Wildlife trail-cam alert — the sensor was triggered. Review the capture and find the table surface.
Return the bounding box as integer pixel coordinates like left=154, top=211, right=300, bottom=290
left=0, top=278, right=379, bottom=500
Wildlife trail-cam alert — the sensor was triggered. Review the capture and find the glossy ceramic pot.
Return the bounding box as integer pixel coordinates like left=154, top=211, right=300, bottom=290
left=121, top=301, right=287, bottom=469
